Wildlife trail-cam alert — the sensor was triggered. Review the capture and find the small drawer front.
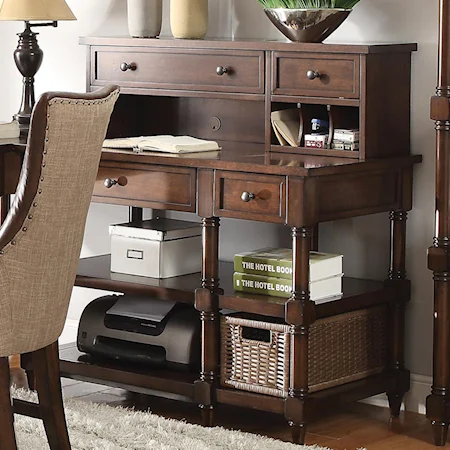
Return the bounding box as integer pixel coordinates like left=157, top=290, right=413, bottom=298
left=93, top=47, right=264, bottom=94
left=93, top=164, right=196, bottom=212
left=273, top=52, right=360, bottom=99
left=214, top=171, right=286, bottom=223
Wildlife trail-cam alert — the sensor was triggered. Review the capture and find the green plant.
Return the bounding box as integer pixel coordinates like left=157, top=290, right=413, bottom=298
left=257, top=0, right=360, bottom=8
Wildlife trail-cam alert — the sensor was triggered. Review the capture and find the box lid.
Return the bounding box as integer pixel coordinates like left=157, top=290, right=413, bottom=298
left=109, top=218, right=201, bottom=241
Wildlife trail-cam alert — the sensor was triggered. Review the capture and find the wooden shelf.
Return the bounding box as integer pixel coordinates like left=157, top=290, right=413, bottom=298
left=76, top=255, right=198, bottom=304
left=77, top=255, right=397, bottom=319
left=59, top=343, right=196, bottom=400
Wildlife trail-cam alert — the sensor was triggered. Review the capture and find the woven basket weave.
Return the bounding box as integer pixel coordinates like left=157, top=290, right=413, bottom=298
left=220, top=306, right=387, bottom=398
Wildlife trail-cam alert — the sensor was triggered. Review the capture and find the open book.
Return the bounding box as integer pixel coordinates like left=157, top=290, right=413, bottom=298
left=103, top=135, right=220, bottom=154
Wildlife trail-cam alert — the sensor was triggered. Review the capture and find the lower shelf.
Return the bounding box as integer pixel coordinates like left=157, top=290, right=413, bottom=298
left=59, top=343, right=197, bottom=400
left=58, top=343, right=396, bottom=417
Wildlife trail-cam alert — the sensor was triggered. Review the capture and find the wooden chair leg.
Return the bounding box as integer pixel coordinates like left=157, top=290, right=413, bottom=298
left=21, top=352, right=36, bottom=390
left=32, top=342, right=70, bottom=450
left=0, top=357, right=18, bottom=450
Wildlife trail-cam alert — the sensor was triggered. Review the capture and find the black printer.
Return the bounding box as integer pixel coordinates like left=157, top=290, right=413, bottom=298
left=77, top=295, right=200, bottom=370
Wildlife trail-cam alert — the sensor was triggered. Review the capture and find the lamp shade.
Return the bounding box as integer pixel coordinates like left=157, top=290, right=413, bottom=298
left=0, top=0, right=76, bottom=21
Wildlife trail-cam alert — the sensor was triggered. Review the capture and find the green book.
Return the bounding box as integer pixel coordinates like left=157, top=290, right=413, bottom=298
left=234, top=248, right=343, bottom=281
left=233, top=272, right=343, bottom=301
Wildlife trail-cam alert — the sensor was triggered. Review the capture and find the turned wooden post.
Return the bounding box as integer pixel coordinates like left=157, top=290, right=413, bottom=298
left=386, top=210, right=410, bottom=417
left=427, top=0, right=450, bottom=445
left=194, top=216, right=220, bottom=427
left=284, top=226, right=316, bottom=444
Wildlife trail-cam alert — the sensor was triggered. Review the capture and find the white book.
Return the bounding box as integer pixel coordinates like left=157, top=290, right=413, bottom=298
left=103, top=135, right=220, bottom=154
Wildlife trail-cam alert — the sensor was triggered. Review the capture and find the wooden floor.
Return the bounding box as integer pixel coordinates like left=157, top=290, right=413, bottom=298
left=60, top=379, right=441, bottom=449
left=10, top=366, right=441, bottom=449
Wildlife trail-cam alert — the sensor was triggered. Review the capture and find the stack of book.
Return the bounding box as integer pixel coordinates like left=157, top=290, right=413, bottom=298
left=233, top=247, right=343, bottom=301
left=331, top=128, right=359, bottom=151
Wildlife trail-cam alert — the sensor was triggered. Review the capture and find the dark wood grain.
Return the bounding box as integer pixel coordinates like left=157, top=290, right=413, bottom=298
left=426, top=0, right=450, bottom=445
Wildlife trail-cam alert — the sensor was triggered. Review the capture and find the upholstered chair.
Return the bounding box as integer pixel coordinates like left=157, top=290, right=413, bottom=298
left=0, top=85, right=119, bottom=450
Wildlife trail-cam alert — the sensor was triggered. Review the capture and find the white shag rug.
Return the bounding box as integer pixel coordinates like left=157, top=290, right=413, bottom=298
left=12, top=388, right=362, bottom=450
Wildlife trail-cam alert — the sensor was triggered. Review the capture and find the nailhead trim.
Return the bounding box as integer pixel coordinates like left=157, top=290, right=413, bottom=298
left=0, top=89, right=119, bottom=255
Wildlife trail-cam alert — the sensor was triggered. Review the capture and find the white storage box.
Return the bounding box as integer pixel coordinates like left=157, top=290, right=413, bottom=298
left=109, top=218, right=202, bottom=279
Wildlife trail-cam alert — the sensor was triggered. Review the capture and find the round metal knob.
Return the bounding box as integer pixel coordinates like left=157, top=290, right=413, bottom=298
left=306, top=70, right=320, bottom=80
left=241, top=191, right=256, bottom=202
left=216, top=66, right=228, bottom=76
left=120, top=62, right=137, bottom=72
left=104, top=176, right=128, bottom=188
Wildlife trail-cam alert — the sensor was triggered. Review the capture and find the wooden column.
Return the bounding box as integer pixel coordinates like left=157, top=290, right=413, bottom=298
left=427, top=0, right=450, bottom=445
left=284, top=226, right=316, bottom=444
left=194, top=216, right=220, bottom=427
left=386, top=210, right=410, bottom=417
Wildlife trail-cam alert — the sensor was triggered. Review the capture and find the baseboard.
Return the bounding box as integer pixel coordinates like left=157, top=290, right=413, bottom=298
left=60, top=319, right=79, bottom=346
left=360, top=373, right=431, bottom=415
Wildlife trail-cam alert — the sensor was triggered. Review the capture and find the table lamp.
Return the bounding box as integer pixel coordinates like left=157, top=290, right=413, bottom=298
left=0, top=0, right=76, bottom=135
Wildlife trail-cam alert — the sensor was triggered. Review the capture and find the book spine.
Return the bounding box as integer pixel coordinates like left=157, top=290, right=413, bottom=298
left=234, top=255, right=293, bottom=279
left=233, top=272, right=292, bottom=298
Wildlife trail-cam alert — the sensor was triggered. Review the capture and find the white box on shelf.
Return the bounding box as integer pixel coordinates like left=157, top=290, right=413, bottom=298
left=109, top=218, right=202, bottom=279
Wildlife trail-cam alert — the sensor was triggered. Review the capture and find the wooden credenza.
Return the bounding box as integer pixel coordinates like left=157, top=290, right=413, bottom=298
left=54, top=37, right=421, bottom=444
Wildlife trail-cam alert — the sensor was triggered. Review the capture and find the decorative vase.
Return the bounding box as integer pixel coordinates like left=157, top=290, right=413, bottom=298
left=264, top=8, right=351, bottom=43
left=170, top=0, right=208, bottom=39
left=127, top=0, right=162, bottom=38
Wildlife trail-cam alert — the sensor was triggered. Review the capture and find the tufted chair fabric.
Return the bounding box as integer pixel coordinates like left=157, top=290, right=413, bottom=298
left=0, top=85, right=119, bottom=450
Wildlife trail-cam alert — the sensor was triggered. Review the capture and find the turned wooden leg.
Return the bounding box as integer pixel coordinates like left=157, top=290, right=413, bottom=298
left=33, top=342, right=71, bottom=450
left=0, top=357, right=18, bottom=450
left=431, top=421, right=449, bottom=446
left=284, top=226, right=316, bottom=444
left=386, top=210, right=410, bottom=417
left=290, top=422, right=306, bottom=445
left=194, top=216, right=220, bottom=427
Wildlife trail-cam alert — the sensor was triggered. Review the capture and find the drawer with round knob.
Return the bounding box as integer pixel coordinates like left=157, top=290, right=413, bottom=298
left=272, top=52, right=360, bottom=99
left=93, top=163, right=196, bottom=212
left=93, top=47, right=265, bottom=94
left=214, top=171, right=286, bottom=223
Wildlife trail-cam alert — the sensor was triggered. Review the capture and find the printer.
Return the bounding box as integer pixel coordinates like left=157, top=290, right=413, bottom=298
left=77, top=295, right=200, bottom=370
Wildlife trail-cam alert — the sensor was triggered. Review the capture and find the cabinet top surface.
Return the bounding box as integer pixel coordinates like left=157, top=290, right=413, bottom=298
left=99, top=146, right=421, bottom=177
left=79, top=36, right=417, bottom=54
left=0, top=140, right=421, bottom=176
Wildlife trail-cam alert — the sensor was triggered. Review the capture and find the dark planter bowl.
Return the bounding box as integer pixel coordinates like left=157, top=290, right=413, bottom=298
left=264, top=8, right=351, bottom=43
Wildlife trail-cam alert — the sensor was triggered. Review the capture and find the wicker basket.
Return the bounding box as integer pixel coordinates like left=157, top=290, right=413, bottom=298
left=220, top=306, right=387, bottom=398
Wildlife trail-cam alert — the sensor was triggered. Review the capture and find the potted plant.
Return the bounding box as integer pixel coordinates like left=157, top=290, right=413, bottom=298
left=257, top=0, right=361, bottom=43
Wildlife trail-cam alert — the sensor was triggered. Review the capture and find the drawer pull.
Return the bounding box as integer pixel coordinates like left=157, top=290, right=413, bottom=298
left=241, top=191, right=255, bottom=202
left=104, top=176, right=128, bottom=188
left=216, top=66, right=228, bottom=76
left=120, top=62, right=137, bottom=72
left=306, top=70, right=321, bottom=80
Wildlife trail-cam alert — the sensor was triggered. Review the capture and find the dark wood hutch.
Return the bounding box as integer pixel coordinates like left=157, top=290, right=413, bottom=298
left=1, top=35, right=422, bottom=444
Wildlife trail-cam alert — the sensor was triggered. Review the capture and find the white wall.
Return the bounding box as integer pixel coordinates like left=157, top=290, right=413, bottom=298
left=0, top=0, right=437, bottom=380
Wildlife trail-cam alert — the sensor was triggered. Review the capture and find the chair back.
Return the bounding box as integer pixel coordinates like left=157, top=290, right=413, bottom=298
left=0, top=85, right=119, bottom=356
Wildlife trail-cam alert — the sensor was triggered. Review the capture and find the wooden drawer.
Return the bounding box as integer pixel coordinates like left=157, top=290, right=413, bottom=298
left=93, top=163, right=197, bottom=212
left=272, top=52, right=360, bottom=99
left=214, top=171, right=286, bottom=223
left=93, top=47, right=265, bottom=94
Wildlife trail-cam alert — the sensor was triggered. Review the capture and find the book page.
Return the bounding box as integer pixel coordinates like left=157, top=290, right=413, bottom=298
left=103, top=135, right=220, bottom=154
